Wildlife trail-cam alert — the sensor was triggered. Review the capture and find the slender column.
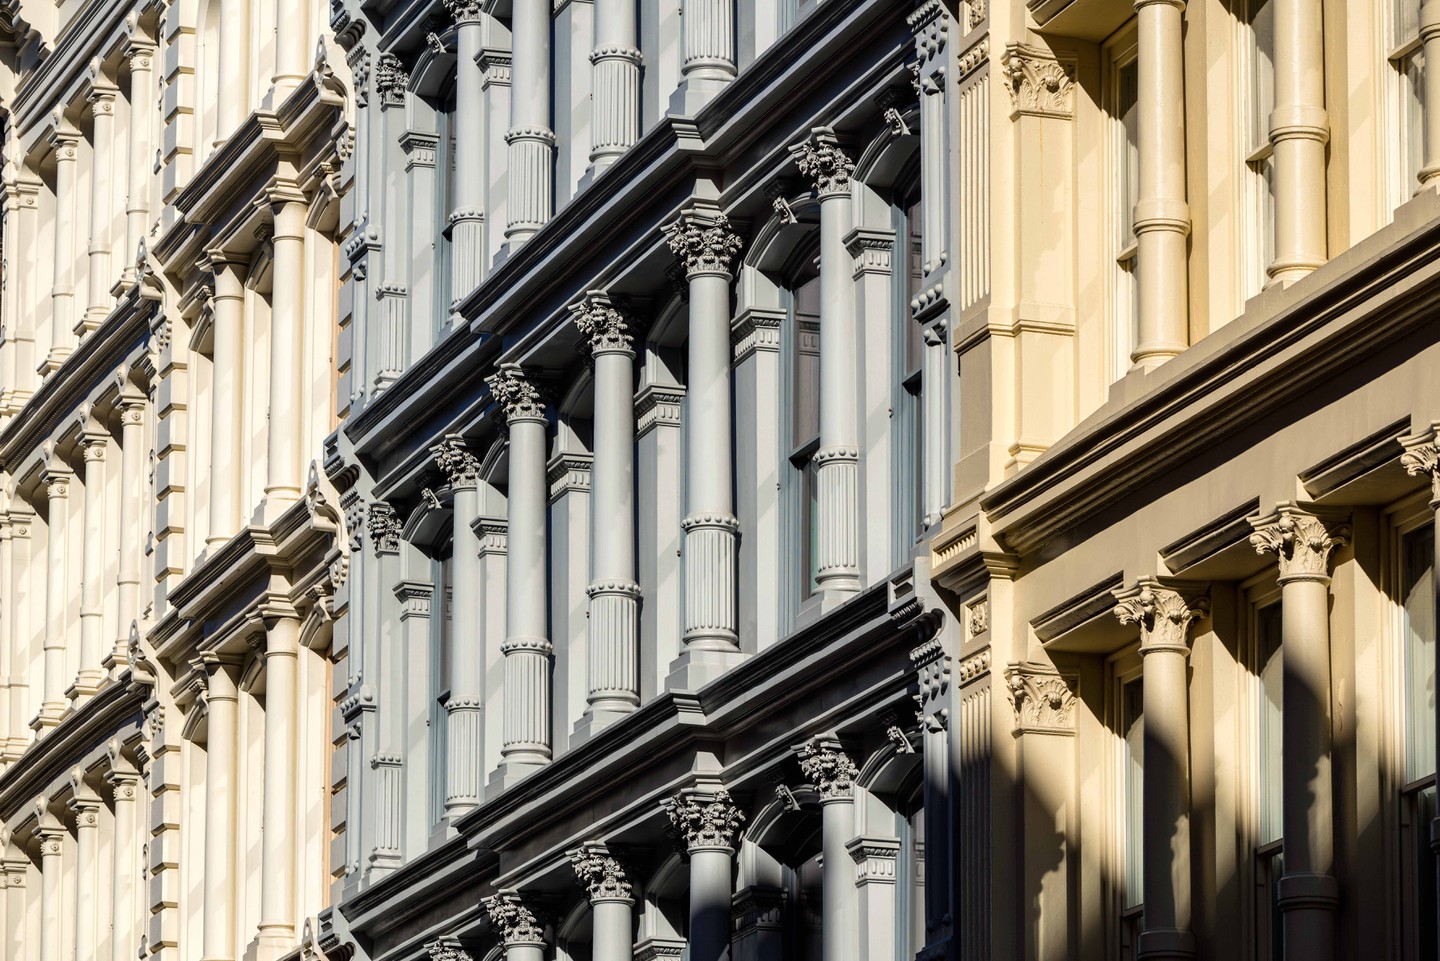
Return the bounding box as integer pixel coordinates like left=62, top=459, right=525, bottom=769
left=264, top=193, right=307, bottom=522
left=483, top=893, right=548, bottom=961
left=0, top=167, right=23, bottom=406
left=504, top=0, right=555, bottom=246
left=445, top=2, right=488, bottom=302
left=570, top=844, right=635, bottom=961
left=70, top=783, right=102, bottom=961
left=663, top=787, right=744, bottom=961
left=1424, top=4, right=1440, bottom=189
left=45, top=125, right=82, bottom=372
left=83, top=84, right=119, bottom=330
left=207, top=255, right=246, bottom=545
left=35, top=454, right=72, bottom=732
left=797, top=738, right=859, bottom=961
left=663, top=208, right=744, bottom=689
left=1114, top=579, right=1209, bottom=961
left=0, top=514, right=11, bottom=756
left=122, top=39, right=156, bottom=286
left=1268, top=0, right=1328, bottom=284
left=791, top=129, right=861, bottom=595
left=1, top=834, right=27, bottom=961
left=256, top=611, right=299, bottom=959
left=433, top=436, right=485, bottom=815
left=112, top=392, right=145, bottom=667
left=848, top=838, right=901, bottom=960
left=200, top=655, right=240, bottom=961
left=106, top=762, right=142, bottom=961
left=269, top=0, right=308, bottom=103
left=73, top=431, right=109, bottom=700
left=1249, top=503, right=1349, bottom=961
left=486, top=364, right=553, bottom=783
left=589, top=0, right=641, bottom=170
left=4, top=509, right=31, bottom=758
left=215, top=0, right=251, bottom=143
left=34, top=807, right=65, bottom=961
left=4, top=175, right=40, bottom=402
left=1130, top=0, right=1190, bottom=371
left=571, top=293, right=641, bottom=728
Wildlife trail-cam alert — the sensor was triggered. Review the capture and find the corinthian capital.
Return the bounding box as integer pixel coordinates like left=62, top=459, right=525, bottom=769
left=1004, top=662, right=1076, bottom=735
left=789, top=127, right=855, bottom=196
left=663, top=209, right=744, bottom=278
left=795, top=737, right=858, bottom=802
left=442, top=0, right=486, bottom=24
left=486, top=363, right=547, bottom=423
left=366, top=501, right=401, bottom=556
left=569, top=843, right=634, bottom=903
left=1400, top=421, right=1440, bottom=505
left=662, top=787, right=745, bottom=852
left=570, top=291, right=634, bottom=355
left=482, top=893, right=545, bottom=947
left=432, top=435, right=480, bottom=488
left=424, top=938, right=473, bottom=961
left=1113, top=578, right=1209, bottom=654
left=1248, top=502, right=1350, bottom=584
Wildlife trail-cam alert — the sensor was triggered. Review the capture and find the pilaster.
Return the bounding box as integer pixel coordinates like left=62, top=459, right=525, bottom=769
left=44, top=123, right=82, bottom=373
left=73, top=430, right=109, bottom=701
left=34, top=453, right=73, bottom=732
left=84, top=82, right=120, bottom=331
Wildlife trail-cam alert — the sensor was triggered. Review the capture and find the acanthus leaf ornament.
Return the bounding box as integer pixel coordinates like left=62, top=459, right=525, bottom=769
left=662, top=787, right=746, bottom=852
left=442, top=0, right=485, bottom=23
left=1000, top=44, right=1076, bottom=119
left=796, top=737, right=858, bottom=802
left=482, top=893, right=546, bottom=947
left=365, top=501, right=401, bottom=556
left=1004, top=662, right=1077, bottom=735
left=569, top=844, right=634, bottom=903
left=486, top=363, right=547, bottom=423
left=663, top=209, right=744, bottom=278
left=432, top=435, right=480, bottom=488
left=789, top=127, right=856, bottom=197
left=1399, top=421, right=1440, bottom=504
left=424, top=939, right=473, bottom=961
left=1248, top=502, right=1350, bottom=583
left=570, top=291, right=634, bottom=355
left=375, top=53, right=409, bottom=107
left=1112, top=578, right=1209, bottom=654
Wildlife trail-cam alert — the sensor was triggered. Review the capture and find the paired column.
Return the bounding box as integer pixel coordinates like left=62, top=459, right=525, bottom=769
left=663, top=208, right=744, bottom=689
left=445, top=2, right=488, bottom=300
left=122, top=38, right=156, bottom=285
left=208, top=254, right=246, bottom=546
left=797, top=738, right=859, bottom=961
left=264, top=192, right=307, bottom=522
left=113, top=391, right=146, bottom=666
left=663, top=786, right=744, bottom=961
left=106, top=760, right=143, bottom=961
left=257, top=611, right=300, bottom=960
left=1130, top=0, right=1190, bottom=371
left=487, top=364, right=553, bottom=783
left=70, top=781, right=102, bottom=961
left=433, top=436, right=486, bottom=815
left=84, top=83, right=119, bottom=330
left=74, top=431, right=108, bottom=700
left=570, top=844, right=634, bottom=961
left=1114, top=579, right=1209, bottom=961
left=35, top=453, right=72, bottom=732
left=505, top=0, right=556, bottom=247
left=1268, top=0, right=1328, bottom=284
left=33, top=806, right=64, bottom=961
left=483, top=893, right=548, bottom=961
left=589, top=0, right=642, bottom=171
left=215, top=0, right=251, bottom=142
left=791, top=129, right=861, bottom=595
left=1249, top=503, right=1349, bottom=961
left=46, top=125, right=81, bottom=372
left=200, top=654, right=241, bottom=961
left=572, top=293, right=641, bottom=728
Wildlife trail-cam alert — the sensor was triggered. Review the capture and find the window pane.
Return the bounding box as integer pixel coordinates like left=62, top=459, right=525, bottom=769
left=1397, top=0, right=1423, bottom=45
left=1403, top=49, right=1427, bottom=200
left=1123, top=676, right=1144, bottom=907
left=792, top=275, right=821, bottom=445
left=1412, top=784, right=1439, bottom=959
left=1249, top=0, right=1275, bottom=153
left=1257, top=602, right=1284, bottom=844
left=906, top=196, right=925, bottom=374
left=1403, top=525, right=1436, bottom=782
left=1118, top=61, right=1140, bottom=245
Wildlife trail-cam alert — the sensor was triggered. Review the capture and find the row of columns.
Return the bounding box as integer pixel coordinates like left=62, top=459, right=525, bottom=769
left=217, top=0, right=312, bottom=137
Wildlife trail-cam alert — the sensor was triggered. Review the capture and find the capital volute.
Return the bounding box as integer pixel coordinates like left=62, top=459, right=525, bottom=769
left=662, top=786, right=746, bottom=853
left=486, top=362, right=548, bottom=424
left=568, top=843, right=634, bottom=904
left=569, top=290, right=635, bottom=356
left=1112, top=577, right=1208, bottom=655
left=432, top=435, right=480, bottom=489
left=795, top=736, right=858, bottom=802
left=482, top=893, right=546, bottom=948
left=789, top=126, right=855, bottom=197
left=663, top=209, right=744, bottom=278
left=1400, top=421, right=1440, bottom=507
left=1248, top=502, right=1350, bottom=584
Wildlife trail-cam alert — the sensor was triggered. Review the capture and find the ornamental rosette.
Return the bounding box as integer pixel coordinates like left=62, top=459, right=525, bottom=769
left=432, top=436, right=480, bottom=487
left=482, top=894, right=545, bottom=947
left=662, top=787, right=745, bottom=852
left=486, top=363, right=547, bottom=423
left=1112, top=578, right=1208, bottom=653
left=1248, top=503, right=1350, bottom=582
left=570, top=292, right=634, bottom=355
left=569, top=845, right=633, bottom=903
left=796, top=738, right=858, bottom=801
left=789, top=128, right=855, bottom=196
left=663, top=210, right=744, bottom=278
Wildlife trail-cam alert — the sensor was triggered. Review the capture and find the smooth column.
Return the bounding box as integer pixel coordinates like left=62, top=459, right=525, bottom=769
left=589, top=0, right=642, bottom=170
left=112, top=393, right=145, bottom=666
left=208, top=255, right=246, bottom=546
left=84, top=85, right=118, bottom=330
left=570, top=845, right=634, bottom=961
left=70, top=787, right=102, bottom=961
left=664, top=787, right=743, bottom=961
left=34, top=809, right=64, bottom=961
left=663, top=209, right=744, bottom=689
left=797, top=739, right=859, bottom=961
left=487, top=364, right=553, bottom=784
left=264, top=194, right=306, bottom=522
left=107, top=763, right=142, bottom=961
left=445, top=1, right=488, bottom=301
left=74, top=432, right=108, bottom=699
left=35, top=459, right=72, bottom=731
left=1268, top=0, right=1328, bottom=283
left=122, top=39, right=155, bottom=285
left=505, top=0, right=555, bottom=246
left=573, top=293, right=641, bottom=728
left=257, top=613, right=298, bottom=959
left=269, top=0, right=307, bottom=103
left=1250, top=504, right=1348, bottom=961
left=1131, top=0, right=1190, bottom=371
left=791, top=129, right=861, bottom=595
left=201, top=656, right=240, bottom=961
left=215, top=0, right=250, bottom=142
left=46, top=126, right=81, bottom=372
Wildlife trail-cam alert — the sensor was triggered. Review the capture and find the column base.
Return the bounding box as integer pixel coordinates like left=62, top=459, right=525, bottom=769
left=67, top=670, right=106, bottom=703
left=30, top=702, right=68, bottom=733
left=1137, top=928, right=1197, bottom=961
left=668, top=76, right=734, bottom=117
left=261, top=490, right=303, bottom=525
left=664, top=646, right=746, bottom=693
left=40, top=347, right=72, bottom=374
left=254, top=925, right=297, bottom=961
left=486, top=759, right=547, bottom=797
left=570, top=705, right=634, bottom=746
left=80, top=306, right=109, bottom=333
left=2, top=736, right=28, bottom=762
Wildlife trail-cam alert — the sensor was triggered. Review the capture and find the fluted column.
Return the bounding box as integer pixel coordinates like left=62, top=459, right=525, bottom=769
left=797, top=738, right=859, bottom=961
left=257, top=611, right=299, bottom=960
left=663, top=787, right=744, bottom=961
left=672, top=0, right=736, bottom=113
left=487, top=364, right=553, bottom=784
left=84, top=84, right=119, bottom=331
left=571, top=293, right=641, bottom=728
left=112, top=392, right=145, bottom=667
left=1268, top=0, right=1328, bottom=284
left=70, top=783, right=102, bottom=961
left=269, top=0, right=308, bottom=103
left=208, top=255, right=246, bottom=546
left=106, top=761, right=142, bottom=961
left=433, top=436, right=485, bottom=815
left=570, top=845, right=634, bottom=961
left=663, top=209, right=744, bottom=689
left=33, top=808, right=64, bottom=961
left=445, top=1, right=488, bottom=301
left=122, top=39, right=155, bottom=286
left=589, top=0, right=641, bottom=171
left=35, top=456, right=72, bottom=732
left=1130, top=0, right=1189, bottom=371
left=791, top=129, right=861, bottom=595
left=505, top=0, right=555, bottom=247
left=1114, top=579, right=1209, bottom=961
left=74, top=431, right=108, bottom=700
left=200, top=655, right=240, bottom=961
left=45, top=125, right=81, bottom=372
left=264, top=192, right=307, bottom=522
left=483, top=893, right=548, bottom=961
left=216, top=0, right=250, bottom=143
left=1249, top=504, right=1349, bottom=961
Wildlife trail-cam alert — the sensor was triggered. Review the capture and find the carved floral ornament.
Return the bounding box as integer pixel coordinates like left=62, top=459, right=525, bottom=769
left=432, top=436, right=480, bottom=487
left=1004, top=662, right=1077, bottom=735
left=662, top=787, right=746, bottom=852
left=366, top=501, right=401, bottom=556
left=570, top=291, right=634, bottom=355
left=789, top=128, right=855, bottom=197
left=1112, top=578, right=1209, bottom=654
left=663, top=210, right=744, bottom=278
left=424, top=939, right=473, bottom=961
left=1248, top=502, right=1350, bottom=583
left=442, top=0, right=485, bottom=24
left=796, top=737, right=858, bottom=801
left=375, top=52, right=409, bottom=106
left=1399, top=421, right=1440, bottom=503
left=569, top=844, right=634, bottom=903
left=486, top=363, right=547, bottom=423
left=482, top=893, right=546, bottom=947
left=1001, top=44, right=1076, bottom=119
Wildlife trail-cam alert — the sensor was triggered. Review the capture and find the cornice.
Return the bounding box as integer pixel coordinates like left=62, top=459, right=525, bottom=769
left=9, top=0, right=129, bottom=138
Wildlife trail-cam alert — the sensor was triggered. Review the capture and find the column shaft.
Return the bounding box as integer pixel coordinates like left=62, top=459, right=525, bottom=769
left=1268, top=0, right=1328, bottom=283
left=1131, top=0, right=1190, bottom=371
left=47, top=131, right=81, bottom=371
left=4, top=514, right=30, bottom=756
left=681, top=0, right=736, bottom=83
left=450, top=6, right=487, bottom=300
left=0, top=522, right=11, bottom=753
left=592, top=899, right=633, bottom=961
left=821, top=800, right=856, bottom=961
left=202, top=660, right=239, bottom=961
left=590, top=0, right=641, bottom=170
left=36, top=825, right=64, bottom=961
left=85, top=88, right=118, bottom=329
left=72, top=799, right=101, bottom=961
left=216, top=0, right=251, bottom=142
left=108, top=771, right=141, bottom=961
left=435, top=436, right=484, bottom=815
left=114, top=398, right=145, bottom=664
left=271, top=0, right=308, bottom=101
left=209, top=259, right=245, bottom=545
left=37, top=468, right=71, bottom=730
left=257, top=615, right=299, bottom=958
left=689, top=848, right=733, bottom=961
left=123, top=42, right=156, bottom=285
left=505, top=0, right=555, bottom=246
left=265, top=198, right=306, bottom=520
left=75, top=435, right=107, bottom=698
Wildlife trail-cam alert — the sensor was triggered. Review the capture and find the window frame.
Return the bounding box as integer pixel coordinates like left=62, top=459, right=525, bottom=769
left=1242, top=576, right=1284, bottom=961
left=779, top=248, right=823, bottom=617
left=1238, top=0, right=1277, bottom=302
left=1103, top=28, right=1141, bottom=382
left=891, top=169, right=926, bottom=565
left=1386, top=0, right=1428, bottom=215
left=1107, top=643, right=1145, bottom=956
